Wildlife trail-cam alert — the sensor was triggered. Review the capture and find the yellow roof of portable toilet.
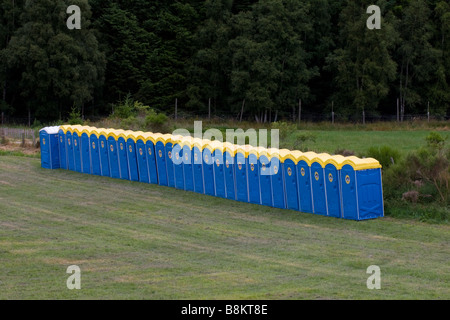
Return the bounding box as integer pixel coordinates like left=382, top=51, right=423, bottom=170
left=267, top=148, right=281, bottom=160
left=192, top=137, right=203, bottom=149
left=90, top=127, right=102, bottom=138
left=310, top=153, right=332, bottom=168
left=236, top=144, right=252, bottom=157
left=210, top=140, right=224, bottom=152
left=279, top=149, right=297, bottom=163
left=256, top=146, right=270, bottom=159
left=325, top=155, right=347, bottom=169
left=202, top=139, right=214, bottom=152
left=341, top=156, right=382, bottom=171
left=59, top=125, right=71, bottom=134
left=179, top=135, right=194, bottom=149
left=223, top=142, right=236, bottom=155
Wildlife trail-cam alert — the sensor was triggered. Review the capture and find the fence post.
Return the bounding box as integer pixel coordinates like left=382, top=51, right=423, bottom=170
left=427, top=101, right=430, bottom=122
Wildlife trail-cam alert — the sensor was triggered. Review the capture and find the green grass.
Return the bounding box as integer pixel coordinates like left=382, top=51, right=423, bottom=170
left=297, top=130, right=450, bottom=156
left=0, top=156, right=449, bottom=299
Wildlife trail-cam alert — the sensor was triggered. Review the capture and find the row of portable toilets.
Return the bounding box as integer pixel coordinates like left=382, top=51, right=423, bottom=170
left=40, top=125, right=384, bottom=221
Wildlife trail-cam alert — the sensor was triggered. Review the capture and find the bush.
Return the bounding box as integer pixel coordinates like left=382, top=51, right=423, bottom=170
left=272, top=122, right=316, bottom=150
left=366, top=145, right=401, bottom=169
left=145, top=109, right=168, bottom=132
left=68, top=107, right=83, bottom=125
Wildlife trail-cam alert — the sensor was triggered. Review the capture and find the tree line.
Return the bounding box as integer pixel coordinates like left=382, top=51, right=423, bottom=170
left=0, top=0, right=449, bottom=123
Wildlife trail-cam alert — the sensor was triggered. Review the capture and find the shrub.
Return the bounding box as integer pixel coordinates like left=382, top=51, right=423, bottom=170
left=366, top=145, right=401, bottom=169
left=145, top=109, right=168, bottom=131
left=68, top=107, right=83, bottom=125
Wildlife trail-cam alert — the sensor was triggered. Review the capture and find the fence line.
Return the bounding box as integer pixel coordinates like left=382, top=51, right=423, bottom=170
left=0, top=127, right=36, bottom=142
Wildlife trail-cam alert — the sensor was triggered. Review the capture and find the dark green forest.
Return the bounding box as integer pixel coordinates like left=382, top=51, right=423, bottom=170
left=1, top=0, right=449, bottom=123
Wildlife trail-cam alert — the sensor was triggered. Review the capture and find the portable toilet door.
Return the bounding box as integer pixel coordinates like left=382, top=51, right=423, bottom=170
left=235, top=146, right=249, bottom=203
left=155, top=135, right=168, bottom=186
left=146, top=136, right=158, bottom=184
left=99, top=130, right=110, bottom=177
left=192, top=138, right=204, bottom=194
left=81, top=129, right=91, bottom=174
left=297, top=159, right=313, bottom=214
left=282, top=150, right=300, bottom=211
left=269, top=150, right=285, bottom=209
left=73, top=130, right=82, bottom=173
left=223, top=143, right=236, bottom=201
left=40, top=127, right=60, bottom=169
left=107, top=133, right=121, bottom=179
left=136, top=134, right=150, bottom=184
left=89, top=131, right=102, bottom=176
left=203, top=141, right=215, bottom=196
left=340, top=164, right=358, bottom=220
left=173, top=142, right=185, bottom=190
left=58, top=127, right=68, bottom=170
left=126, top=134, right=139, bottom=182
left=164, top=135, right=176, bottom=188
left=213, top=142, right=226, bottom=198
left=258, top=150, right=272, bottom=207
left=311, top=156, right=328, bottom=216
left=117, top=133, right=130, bottom=180
left=182, top=139, right=194, bottom=192
left=248, top=148, right=261, bottom=204
left=325, top=157, right=344, bottom=219
left=66, top=130, right=75, bottom=171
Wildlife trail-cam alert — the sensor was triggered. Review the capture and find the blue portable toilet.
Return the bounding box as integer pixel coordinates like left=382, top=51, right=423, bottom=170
left=311, top=154, right=329, bottom=216
left=145, top=135, right=158, bottom=184
left=155, top=134, right=168, bottom=186
left=268, top=149, right=285, bottom=209
left=116, top=131, right=130, bottom=180
left=39, top=126, right=60, bottom=169
left=58, top=126, right=68, bottom=170
left=324, top=156, right=345, bottom=219
left=72, top=128, right=82, bottom=173
left=107, top=131, right=121, bottom=179
left=192, top=138, right=204, bottom=194
left=235, top=146, right=249, bottom=203
left=172, top=141, right=185, bottom=190
left=98, top=129, right=110, bottom=177
left=248, top=147, right=261, bottom=204
left=136, top=133, right=151, bottom=184
left=164, top=134, right=176, bottom=188
left=66, top=129, right=75, bottom=171
left=223, top=143, right=236, bottom=201
left=340, top=157, right=384, bottom=221
left=181, top=137, right=194, bottom=192
left=282, top=150, right=300, bottom=211
left=89, top=129, right=102, bottom=176
left=81, top=128, right=91, bottom=174
left=296, top=153, right=314, bottom=214
left=126, top=131, right=139, bottom=182
left=258, top=148, right=272, bottom=207
left=212, top=142, right=226, bottom=198
left=203, top=141, right=215, bottom=196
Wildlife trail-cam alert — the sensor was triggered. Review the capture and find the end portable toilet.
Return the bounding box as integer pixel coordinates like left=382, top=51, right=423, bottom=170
left=40, top=126, right=61, bottom=169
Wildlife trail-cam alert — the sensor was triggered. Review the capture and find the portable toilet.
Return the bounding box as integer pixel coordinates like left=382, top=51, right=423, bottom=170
left=115, top=130, right=130, bottom=180
left=107, top=130, right=121, bottom=179
left=89, top=128, right=102, bottom=176
left=212, top=141, right=226, bottom=198
left=172, top=138, right=185, bottom=190
left=192, top=138, right=204, bottom=194
left=65, top=127, right=75, bottom=171
left=310, top=154, right=329, bottom=216
left=72, top=126, right=83, bottom=173
left=258, top=147, right=272, bottom=207
left=135, top=132, right=151, bottom=184
left=80, top=127, right=92, bottom=174
left=39, top=126, right=60, bottom=169
left=281, top=149, right=300, bottom=211
left=340, top=157, right=384, bottom=221
left=145, top=133, right=158, bottom=184
left=164, top=134, right=176, bottom=188
left=248, top=146, right=261, bottom=204
left=58, top=126, right=69, bottom=170
left=223, top=142, right=236, bottom=201
left=325, top=155, right=345, bottom=219
left=98, top=129, right=111, bottom=177
left=202, top=140, right=215, bottom=196
left=155, top=133, right=168, bottom=186
left=181, top=136, right=195, bottom=192
left=126, top=131, right=140, bottom=182
left=268, top=148, right=286, bottom=209
left=296, top=152, right=314, bottom=214
left=235, top=145, right=249, bottom=203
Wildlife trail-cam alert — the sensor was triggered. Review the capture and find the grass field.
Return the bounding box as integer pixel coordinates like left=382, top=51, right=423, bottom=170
left=0, top=155, right=449, bottom=299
